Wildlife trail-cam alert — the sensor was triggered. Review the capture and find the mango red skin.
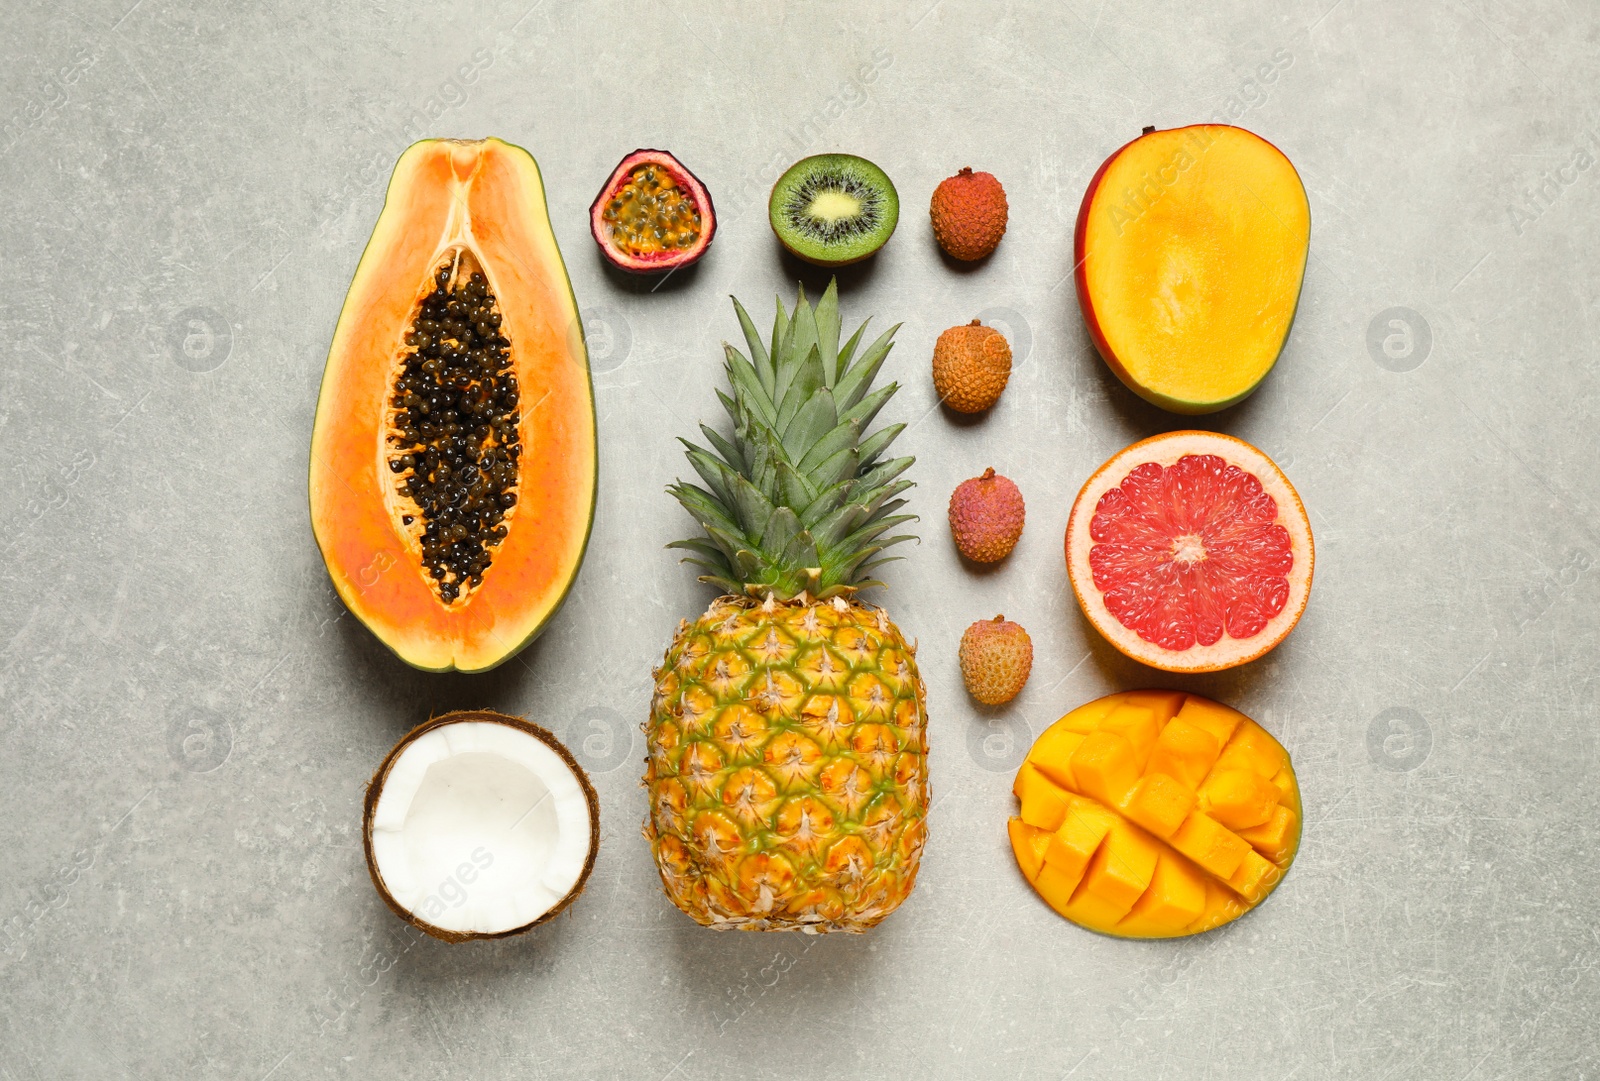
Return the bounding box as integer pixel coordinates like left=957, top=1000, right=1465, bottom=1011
left=949, top=468, right=1025, bottom=563
left=931, top=168, right=1008, bottom=260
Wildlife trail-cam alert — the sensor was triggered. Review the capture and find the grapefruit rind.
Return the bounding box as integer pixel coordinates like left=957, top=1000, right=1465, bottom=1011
left=1065, top=431, right=1312, bottom=673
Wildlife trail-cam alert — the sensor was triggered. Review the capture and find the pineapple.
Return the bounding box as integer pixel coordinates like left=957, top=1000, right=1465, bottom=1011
left=645, top=281, right=928, bottom=932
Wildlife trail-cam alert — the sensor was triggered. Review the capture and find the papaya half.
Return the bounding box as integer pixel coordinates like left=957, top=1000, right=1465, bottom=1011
left=310, top=138, right=596, bottom=672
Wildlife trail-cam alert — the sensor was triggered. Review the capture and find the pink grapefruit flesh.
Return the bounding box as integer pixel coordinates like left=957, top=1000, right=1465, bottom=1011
left=1066, top=432, right=1312, bottom=673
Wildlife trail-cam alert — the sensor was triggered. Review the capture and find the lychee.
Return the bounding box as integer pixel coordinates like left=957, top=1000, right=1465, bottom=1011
left=932, top=320, right=1012, bottom=413
left=959, top=616, right=1033, bottom=705
left=930, top=167, right=1008, bottom=261
left=948, top=467, right=1025, bottom=563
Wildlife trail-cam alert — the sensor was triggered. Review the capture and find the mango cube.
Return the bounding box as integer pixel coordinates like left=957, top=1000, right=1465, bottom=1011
left=1015, top=762, right=1072, bottom=831
left=1007, top=817, right=1052, bottom=883
left=1270, top=765, right=1298, bottom=803
left=1199, top=768, right=1279, bottom=830
left=1045, top=797, right=1118, bottom=884
left=1026, top=722, right=1086, bottom=791
left=1214, top=719, right=1290, bottom=778
left=1123, top=772, right=1196, bottom=838
left=1069, top=731, right=1140, bottom=807
left=1226, top=849, right=1281, bottom=903
left=1033, top=859, right=1083, bottom=918
left=1169, top=810, right=1251, bottom=879
left=1237, top=804, right=1297, bottom=862
left=1095, top=704, right=1160, bottom=767
left=1117, top=690, right=1187, bottom=727
left=1062, top=822, right=1159, bottom=926
left=1146, top=718, right=1221, bottom=789
left=1059, top=697, right=1118, bottom=733
left=1117, top=855, right=1206, bottom=936
left=1171, top=695, right=1244, bottom=747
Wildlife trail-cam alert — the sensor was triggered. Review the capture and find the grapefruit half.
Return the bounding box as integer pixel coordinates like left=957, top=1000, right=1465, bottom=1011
left=1066, top=431, right=1312, bottom=673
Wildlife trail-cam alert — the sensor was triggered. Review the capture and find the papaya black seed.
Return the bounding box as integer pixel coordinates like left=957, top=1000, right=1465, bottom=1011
left=385, top=261, right=522, bottom=604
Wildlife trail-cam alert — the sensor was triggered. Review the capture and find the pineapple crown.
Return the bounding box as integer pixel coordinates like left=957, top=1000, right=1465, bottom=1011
left=668, top=279, right=916, bottom=600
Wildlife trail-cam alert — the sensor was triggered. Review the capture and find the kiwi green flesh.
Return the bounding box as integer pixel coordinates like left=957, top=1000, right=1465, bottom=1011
left=769, top=154, right=899, bottom=266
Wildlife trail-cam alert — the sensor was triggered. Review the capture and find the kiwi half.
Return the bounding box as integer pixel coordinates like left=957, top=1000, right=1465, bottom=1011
left=769, top=154, right=899, bottom=266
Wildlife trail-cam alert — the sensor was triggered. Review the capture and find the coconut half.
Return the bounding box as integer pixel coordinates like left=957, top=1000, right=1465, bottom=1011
left=362, top=710, right=600, bottom=942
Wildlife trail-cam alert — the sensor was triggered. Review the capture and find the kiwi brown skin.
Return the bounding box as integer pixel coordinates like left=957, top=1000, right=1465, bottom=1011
left=767, top=154, right=899, bottom=267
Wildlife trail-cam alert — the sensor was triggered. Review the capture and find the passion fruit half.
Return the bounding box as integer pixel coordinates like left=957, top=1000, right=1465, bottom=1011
left=589, top=149, right=715, bottom=274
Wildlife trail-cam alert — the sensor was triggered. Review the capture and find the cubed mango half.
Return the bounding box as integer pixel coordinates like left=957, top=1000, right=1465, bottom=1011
left=1007, top=691, right=1300, bottom=938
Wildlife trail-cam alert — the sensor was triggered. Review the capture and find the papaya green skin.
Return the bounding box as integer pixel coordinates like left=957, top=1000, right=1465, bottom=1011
left=309, top=138, right=597, bottom=673
left=1072, top=124, right=1310, bottom=416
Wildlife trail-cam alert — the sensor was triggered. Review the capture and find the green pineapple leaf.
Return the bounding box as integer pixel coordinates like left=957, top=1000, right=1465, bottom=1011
left=732, top=296, right=774, bottom=393
left=814, top=279, right=842, bottom=383
left=668, top=279, right=915, bottom=599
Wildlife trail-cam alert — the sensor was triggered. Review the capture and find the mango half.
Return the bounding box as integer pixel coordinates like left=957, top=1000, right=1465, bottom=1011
left=1008, top=690, right=1300, bottom=938
left=1073, top=125, right=1310, bottom=414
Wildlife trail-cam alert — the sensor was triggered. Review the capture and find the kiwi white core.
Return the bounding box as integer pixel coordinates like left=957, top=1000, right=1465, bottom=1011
left=368, top=721, right=592, bottom=935
left=808, top=190, right=862, bottom=222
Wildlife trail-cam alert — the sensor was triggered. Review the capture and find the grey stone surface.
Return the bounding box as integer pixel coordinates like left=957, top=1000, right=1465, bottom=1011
left=2, top=1, right=1597, bottom=1077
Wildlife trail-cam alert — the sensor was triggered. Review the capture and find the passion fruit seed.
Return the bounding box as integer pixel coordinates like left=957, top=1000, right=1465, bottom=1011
left=387, top=264, right=520, bottom=604
left=600, top=165, right=702, bottom=256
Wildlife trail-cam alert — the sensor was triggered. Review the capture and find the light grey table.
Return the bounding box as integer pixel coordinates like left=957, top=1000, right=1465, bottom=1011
left=3, top=2, right=1596, bottom=1077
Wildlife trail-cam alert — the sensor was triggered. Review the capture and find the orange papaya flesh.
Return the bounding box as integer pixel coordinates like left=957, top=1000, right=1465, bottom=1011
left=310, top=138, right=595, bottom=672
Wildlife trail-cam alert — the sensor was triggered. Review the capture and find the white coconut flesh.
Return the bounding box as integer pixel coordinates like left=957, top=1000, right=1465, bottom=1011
left=367, top=721, right=593, bottom=935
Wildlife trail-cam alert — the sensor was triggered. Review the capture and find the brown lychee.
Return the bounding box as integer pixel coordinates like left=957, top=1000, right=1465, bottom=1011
left=959, top=616, right=1033, bottom=705
left=930, top=167, right=1008, bottom=261
left=933, top=320, right=1012, bottom=413
left=948, top=467, right=1025, bottom=563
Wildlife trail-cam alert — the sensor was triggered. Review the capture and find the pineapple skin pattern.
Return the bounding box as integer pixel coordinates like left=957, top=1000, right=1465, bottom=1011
left=646, top=592, right=928, bottom=932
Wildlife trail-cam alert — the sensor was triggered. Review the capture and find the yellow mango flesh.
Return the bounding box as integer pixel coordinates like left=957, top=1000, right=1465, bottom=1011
left=1117, top=855, right=1207, bottom=936
left=1015, top=762, right=1072, bottom=832
left=1125, top=772, right=1197, bottom=838
left=1146, top=719, right=1220, bottom=789
left=1237, top=804, right=1296, bottom=862
left=1027, top=725, right=1086, bottom=790
left=1008, top=690, right=1300, bottom=938
left=1069, top=731, right=1141, bottom=807
left=1045, top=796, right=1120, bottom=887
left=1007, top=818, right=1052, bottom=883
left=1199, top=768, right=1280, bottom=830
